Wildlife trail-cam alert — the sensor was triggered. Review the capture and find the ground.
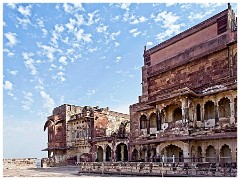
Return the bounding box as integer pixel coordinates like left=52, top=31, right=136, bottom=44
left=3, top=166, right=97, bottom=177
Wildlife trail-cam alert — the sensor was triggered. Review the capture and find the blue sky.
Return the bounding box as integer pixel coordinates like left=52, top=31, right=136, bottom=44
left=2, top=2, right=237, bottom=159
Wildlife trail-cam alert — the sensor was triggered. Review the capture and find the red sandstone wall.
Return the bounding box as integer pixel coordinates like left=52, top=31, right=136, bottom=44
left=150, top=23, right=217, bottom=66
left=147, top=44, right=237, bottom=102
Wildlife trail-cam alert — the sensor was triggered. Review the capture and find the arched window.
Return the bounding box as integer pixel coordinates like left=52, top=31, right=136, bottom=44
left=206, top=145, right=217, bottom=163
left=204, top=101, right=215, bottom=120
left=218, top=97, right=230, bottom=118
left=220, top=145, right=232, bottom=163
left=173, top=107, right=182, bottom=121
left=196, top=104, right=201, bottom=121
left=140, top=115, right=147, bottom=129
left=149, top=113, right=157, bottom=128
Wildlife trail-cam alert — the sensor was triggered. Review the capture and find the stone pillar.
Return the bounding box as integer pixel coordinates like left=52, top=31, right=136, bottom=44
left=121, top=145, right=125, bottom=161
left=77, top=153, right=80, bottom=163
left=182, top=97, right=189, bottom=124
left=128, top=145, right=131, bottom=161
left=103, top=148, right=106, bottom=162
left=183, top=145, right=190, bottom=162
left=113, top=147, right=116, bottom=162
left=230, top=98, right=235, bottom=124
left=214, top=102, right=219, bottom=124
left=156, top=107, right=162, bottom=131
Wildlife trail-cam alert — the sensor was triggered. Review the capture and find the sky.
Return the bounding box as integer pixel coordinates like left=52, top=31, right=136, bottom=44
left=2, top=1, right=238, bottom=159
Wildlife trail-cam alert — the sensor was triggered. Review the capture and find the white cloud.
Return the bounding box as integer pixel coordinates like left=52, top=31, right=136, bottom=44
left=52, top=71, right=66, bottom=82
left=7, top=3, right=16, bottom=9
left=3, top=81, right=13, bottom=91
left=40, top=91, right=55, bottom=113
left=86, top=89, right=96, bottom=96
left=3, top=80, right=15, bottom=98
left=129, top=28, right=141, bottom=37
left=4, top=32, right=18, bottom=47
left=76, top=29, right=92, bottom=43
left=24, top=60, right=37, bottom=75
left=3, top=48, right=14, bottom=57
left=59, top=56, right=67, bottom=65
left=35, top=78, right=45, bottom=90
left=22, top=92, right=33, bottom=110
left=22, top=52, right=38, bottom=75
left=130, top=16, right=147, bottom=24
left=42, top=28, right=48, bottom=37
left=3, top=21, right=7, bottom=26
left=75, top=14, right=85, bottom=26
left=110, top=31, right=121, bottom=40
left=153, top=11, right=185, bottom=42
left=115, top=42, right=120, bottom=47
left=17, top=5, right=31, bottom=17
left=36, top=18, right=44, bottom=28
left=86, top=10, right=100, bottom=26
left=166, top=3, right=175, bottom=7
left=9, top=70, right=18, bottom=75
left=37, top=43, right=55, bottom=62
left=116, top=56, right=122, bottom=62
left=97, top=24, right=108, bottom=33
left=16, top=17, right=31, bottom=29
left=55, top=24, right=64, bottom=33
left=146, top=42, right=153, bottom=46
left=120, top=3, right=131, bottom=11
left=188, top=8, right=215, bottom=21
left=66, top=18, right=76, bottom=31
left=63, top=3, right=84, bottom=14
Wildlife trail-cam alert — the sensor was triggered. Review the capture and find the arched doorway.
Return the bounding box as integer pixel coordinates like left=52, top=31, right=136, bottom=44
left=220, top=145, right=232, bottom=163
left=206, top=145, right=217, bottom=163
left=140, top=115, right=147, bottom=129
left=149, top=113, right=157, bottom=128
left=173, top=108, right=182, bottom=122
left=106, top=145, right=111, bottom=161
left=204, top=101, right=215, bottom=120
left=131, top=149, right=138, bottom=161
left=196, top=104, right=201, bottom=121
left=116, top=143, right=128, bottom=161
left=97, top=146, right=103, bottom=162
left=218, top=97, right=230, bottom=118
left=161, top=144, right=184, bottom=162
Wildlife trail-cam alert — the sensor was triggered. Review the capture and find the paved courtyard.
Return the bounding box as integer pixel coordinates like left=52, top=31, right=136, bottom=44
left=3, top=166, right=99, bottom=177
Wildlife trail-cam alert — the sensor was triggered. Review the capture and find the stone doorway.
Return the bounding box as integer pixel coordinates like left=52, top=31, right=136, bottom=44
left=97, top=146, right=103, bottom=162
left=105, top=145, right=111, bottom=161
left=116, top=143, right=128, bottom=161
left=161, top=144, right=183, bottom=162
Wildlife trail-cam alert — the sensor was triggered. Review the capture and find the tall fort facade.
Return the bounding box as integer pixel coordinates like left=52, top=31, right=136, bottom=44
left=129, top=4, right=237, bottom=163
left=43, top=4, right=237, bottom=166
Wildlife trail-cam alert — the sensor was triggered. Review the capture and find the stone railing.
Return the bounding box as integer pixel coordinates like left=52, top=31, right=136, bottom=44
left=77, top=162, right=237, bottom=177
left=3, top=158, right=37, bottom=169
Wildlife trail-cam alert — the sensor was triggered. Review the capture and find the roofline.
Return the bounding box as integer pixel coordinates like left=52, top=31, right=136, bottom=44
left=144, top=8, right=228, bottom=56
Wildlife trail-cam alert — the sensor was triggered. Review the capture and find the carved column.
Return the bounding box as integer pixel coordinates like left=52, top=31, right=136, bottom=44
left=183, top=145, right=190, bottom=162
left=147, top=116, right=150, bottom=134
left=103, top=146, right=106, bottom=162
left=214, top=97, right=219, bottom=124
left=156, top=107, right=162, bottom=131
left=230, top=98, right=235, bottom=124
left=182, top=97, right=189, bottom=124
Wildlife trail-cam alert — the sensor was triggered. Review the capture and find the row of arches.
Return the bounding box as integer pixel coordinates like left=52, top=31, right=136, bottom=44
left=140, top=97, right=237, bottom=129
left=130, top=143, right=234, bottom=163
left=96, top=143, right=128, bottom=162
